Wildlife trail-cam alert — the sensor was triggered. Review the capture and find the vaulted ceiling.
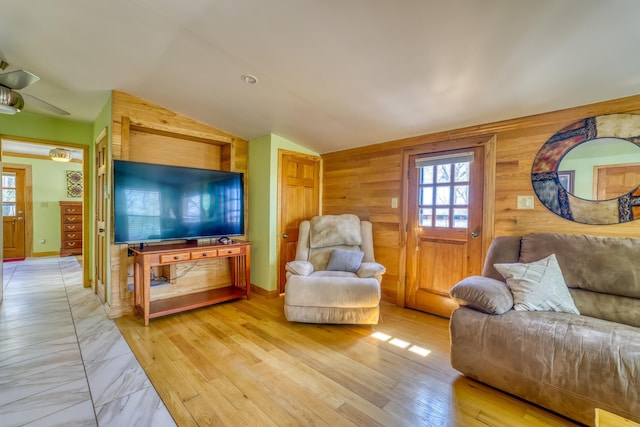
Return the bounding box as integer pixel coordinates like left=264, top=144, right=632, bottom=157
left=1, top=1, right=639, bottom=153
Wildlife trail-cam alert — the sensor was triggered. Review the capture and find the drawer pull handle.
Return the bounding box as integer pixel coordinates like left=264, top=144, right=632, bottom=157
left=203, top=252, right=208, bottom=256
left=174, top=256, right=180, bottom=260
left=227, top=250, right=233, bottom=254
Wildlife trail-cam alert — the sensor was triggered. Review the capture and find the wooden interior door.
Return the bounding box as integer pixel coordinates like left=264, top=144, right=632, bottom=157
left=2, top=167, right=26, bottom=260
left=278, top=151, right=320, bottom=293
left=594, top=163, right=640, bottom=200
left=95, top=129, right=108, bottom=302
left=406, top=147, right=484, bottom=318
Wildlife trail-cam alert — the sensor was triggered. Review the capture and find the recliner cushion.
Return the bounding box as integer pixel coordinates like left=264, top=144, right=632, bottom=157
left=309, top=214, right=362, bottom=248
left=284, top=275, right=380, bottom=308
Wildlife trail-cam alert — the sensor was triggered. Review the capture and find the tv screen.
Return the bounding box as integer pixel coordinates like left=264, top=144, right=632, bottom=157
left=113, top=160, right=244, bottom=244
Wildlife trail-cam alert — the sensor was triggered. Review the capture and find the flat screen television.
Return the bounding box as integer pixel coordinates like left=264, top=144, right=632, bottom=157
left=113, top=160, right=244, bottom=244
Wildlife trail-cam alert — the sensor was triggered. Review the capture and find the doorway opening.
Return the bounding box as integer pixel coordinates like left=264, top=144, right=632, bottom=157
left=1, top=136, right=90, bottom=287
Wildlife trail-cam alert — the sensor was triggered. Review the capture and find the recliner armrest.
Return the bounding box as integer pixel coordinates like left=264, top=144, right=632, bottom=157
left=285, top=260, right=315, bottom=276
left=357, top=262, right=386, bottom=279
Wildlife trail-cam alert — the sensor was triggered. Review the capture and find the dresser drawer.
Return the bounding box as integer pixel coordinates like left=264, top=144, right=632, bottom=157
left=159, top=252, right=191, bottom=264
left=63, top=206, right=82, bottom=215
left=64, top=223, right=81, bottom=232
left=63, top=215, right=82, bottom=223
left=63, top=241, right=82, bottom=250
left=64, top=232, right=82, bottom=241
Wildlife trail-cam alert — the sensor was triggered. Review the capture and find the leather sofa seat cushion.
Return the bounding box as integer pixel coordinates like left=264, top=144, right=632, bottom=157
left=451, top=308, right=640, bottom=424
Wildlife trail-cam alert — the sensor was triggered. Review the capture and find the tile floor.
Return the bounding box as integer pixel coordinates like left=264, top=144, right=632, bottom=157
left=0, top=256, right=176, bottom=427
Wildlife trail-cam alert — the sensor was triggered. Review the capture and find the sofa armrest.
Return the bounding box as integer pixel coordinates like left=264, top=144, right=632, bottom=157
left=450, top=276, right=514, bottom=315
left=285, top=260, right=315, bottom=276
left=357, top=262, right=386, bottom=279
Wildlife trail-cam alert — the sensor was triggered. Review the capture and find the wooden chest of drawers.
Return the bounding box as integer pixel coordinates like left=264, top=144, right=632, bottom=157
left=60, top=201, right=83, bottom=256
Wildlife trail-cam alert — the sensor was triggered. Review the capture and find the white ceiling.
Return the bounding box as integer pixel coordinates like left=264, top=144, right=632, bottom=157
left=2, top=139, right=83, bottom=161
left=1, top=0, right=639, bottom=154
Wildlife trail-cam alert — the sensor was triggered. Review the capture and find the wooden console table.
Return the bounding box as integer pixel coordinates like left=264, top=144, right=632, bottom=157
left=132, top=241, right=251, bottom=326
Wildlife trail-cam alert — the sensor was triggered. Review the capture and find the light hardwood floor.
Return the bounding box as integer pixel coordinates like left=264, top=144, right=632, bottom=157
left=115, top=295, right=582, bottom=427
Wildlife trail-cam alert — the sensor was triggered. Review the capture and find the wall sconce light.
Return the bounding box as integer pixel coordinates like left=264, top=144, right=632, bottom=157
left=49, top=147, right=72, bottom=162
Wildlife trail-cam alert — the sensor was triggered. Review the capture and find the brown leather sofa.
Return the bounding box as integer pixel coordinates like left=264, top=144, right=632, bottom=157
left=449, top=233, right=640, bottom=426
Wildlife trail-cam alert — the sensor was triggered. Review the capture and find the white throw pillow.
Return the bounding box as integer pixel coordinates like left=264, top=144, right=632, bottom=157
left=494, top=253, right=579, bottom=314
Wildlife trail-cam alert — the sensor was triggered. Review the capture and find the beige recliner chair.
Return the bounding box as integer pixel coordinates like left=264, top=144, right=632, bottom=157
left=284, top=214, right=385, bottom=324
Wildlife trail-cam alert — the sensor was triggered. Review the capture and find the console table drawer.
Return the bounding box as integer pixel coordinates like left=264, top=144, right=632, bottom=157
left=217, top=246, right=243, bottom=256
left=160, top=252, right=191, bottom=263
left=191, top=250, right=217, bottom=260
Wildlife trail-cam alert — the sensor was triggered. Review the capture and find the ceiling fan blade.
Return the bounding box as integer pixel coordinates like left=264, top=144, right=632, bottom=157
left=0, top=70, right=40, bottom=90
left=21, top=92, right=70, bottom=115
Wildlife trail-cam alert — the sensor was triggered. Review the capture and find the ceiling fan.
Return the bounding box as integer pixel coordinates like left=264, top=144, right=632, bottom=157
left=0, top=60, right=69, bottom=116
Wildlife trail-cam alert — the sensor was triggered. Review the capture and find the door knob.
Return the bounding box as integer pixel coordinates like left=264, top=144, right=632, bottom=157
left=470, top=231, right=479, bottom=238
left=282, top=234, right=288, bottom=238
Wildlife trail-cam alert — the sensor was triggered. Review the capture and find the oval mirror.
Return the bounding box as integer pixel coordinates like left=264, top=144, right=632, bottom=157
left=532, top=113, right=640, bottom=225
left=557, top=137, right=640, bottom=200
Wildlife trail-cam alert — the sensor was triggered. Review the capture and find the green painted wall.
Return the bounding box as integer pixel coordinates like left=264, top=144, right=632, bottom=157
left=248, top=133, right=318, bottom=292
left=3, top=155, right=83, bottom=253
left=248, top=135, right=272, bottom=291
left=0, top=111, right=93, bottom=144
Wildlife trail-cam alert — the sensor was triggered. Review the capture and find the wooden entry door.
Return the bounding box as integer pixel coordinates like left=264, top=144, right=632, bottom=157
left=594, top=163, right=640, bottom=200
left=94, top=129, right=108, bottom=302
left=406, top=147, right=484, bottom=318
left=2, top=167, right=26, bottom=260
left=278, top=151, right=320, bottom=293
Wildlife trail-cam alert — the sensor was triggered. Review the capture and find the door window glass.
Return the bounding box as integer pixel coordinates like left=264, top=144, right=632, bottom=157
left=417, top=161, right=470, bottom=229
left=2, top=172, right=17, bottom=216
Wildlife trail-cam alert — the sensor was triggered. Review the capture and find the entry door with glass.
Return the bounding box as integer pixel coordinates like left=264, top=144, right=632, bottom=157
left=2, top=168, right=26, bottom=260
left=406, top=147, right=484, bottom=317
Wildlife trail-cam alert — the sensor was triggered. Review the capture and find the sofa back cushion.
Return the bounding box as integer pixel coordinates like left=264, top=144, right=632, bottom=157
left=518, top=233, right=640, bottom=326
left=482, top=235, right=522, bottom=281
left=519, top=233, right=640, bottom=298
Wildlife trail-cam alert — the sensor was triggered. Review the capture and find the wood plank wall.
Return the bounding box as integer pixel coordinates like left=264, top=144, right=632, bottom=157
left=107, top=91, right=248, bottom=318
left=321, top=94, right=640, bottom=305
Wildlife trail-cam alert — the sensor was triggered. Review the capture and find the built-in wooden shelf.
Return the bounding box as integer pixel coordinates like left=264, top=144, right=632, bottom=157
left=146, top=286, right=247, bottom=320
